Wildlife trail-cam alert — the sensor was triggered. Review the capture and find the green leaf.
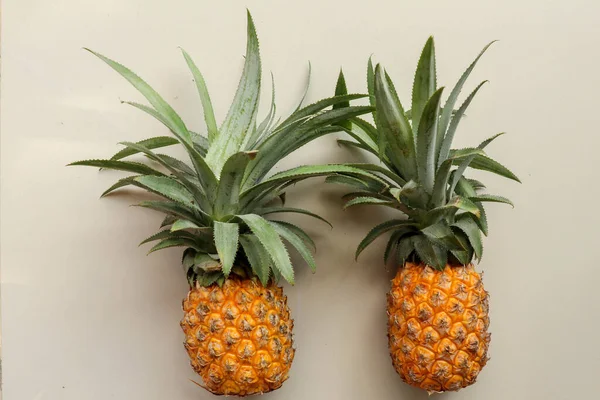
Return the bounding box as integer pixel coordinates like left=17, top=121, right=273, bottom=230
left=118, top=141, right=207, bottom=207
left=469, top=194, right=514, bottom=207
left=246, top=73, right=277, bottom=150
left=171, top=219, right=202, bottom=231
left=183, top=142, right=218, bottom=201
left=154, top=154, right=196, bottom=176
left=109, top=136, right=179, bottom=161
left=68, top=159, right=164, bottom=176
left=416, top=87, right=445, bottom=193
left=397, top=236, right=416, bottom=264
left=411, top=37, right=437, bottom=131
left=333, top=69, right=352, bottom=130
left=448, top=133, right=505, bottom=197
left=450, top=227, right=475, bottom=265
left=345, top=163, right=407, bottom=186
left=431, top=148, right=484, bottom=206
left=269, top=220, right=316, bottom=251
left=100, top=176, right=139, bottom=197
left=438, top=81, right=488, bottom=166
left=437, top=41, right=496, bottom=163
left=343, top=196, right=394, bottom=210
left=139, top=229, right=174, bottom=245
left=85, top=49, right=192, bottom=145
left=412, top=235, right=448, bottom=270
left=161, top=215, right=178, bottom=228
left=213, top=151, right=256, bottom=218
left=194, top=253, right=222, bottom=272
left=134, top=176, right=196, bottom=207
left=367, top=56, right=376, bottom=108
left=280, top=93, right=367, bottom=127
left=205, top=11, right=261, bottom=175
left=180, top=48, right=218, bottom=143
left=239, top=234, right=271, bottom=285
left=467, top=178, right=486, bottom=190
left=384, top=231, right=402, bottom=264
left=421, top=221, right=465, bottom=250
left=293, top=62, right=312, bottom=112
left=190, top=132, right=210, bottom=155
left=374, top=64, right=417, bottom=179
left=237, top=214, right=294, bottom=284
left=453, top=216, right=483, bottom=260
left=423, top=195, right=481, bottom=226
left=356, top=220, right=416, bottom=260
left=245, top=106, right=373, bottom=187
left=453, top=177, right=488, bottom=235
left=241, top=164, right=382, bottom=203
left=344, top=117, right=383, bottom=161
left=270, top=221, right=316, bottom=273
left=148, top=237, right=203, bottom=254
left=391, top=180, right=430, bottom=210
left=461, top=153, right=521, bottom=182
left=214, top=222, right=239, bottom=277
left=257, top=207, right=332, bottom=228
left=325, top=174, right=378, bottom=192
left=136, top=201, right=202, bottom=226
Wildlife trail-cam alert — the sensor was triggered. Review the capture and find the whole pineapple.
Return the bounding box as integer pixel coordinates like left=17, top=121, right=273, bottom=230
left=333, top=38, right=520, bottom=392
left=70, top=12, right=371, bottom=395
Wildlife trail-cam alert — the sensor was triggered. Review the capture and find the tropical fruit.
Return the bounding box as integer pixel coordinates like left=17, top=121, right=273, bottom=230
left=332, top=38, right=519, bottom=392
left=70, top=11, right=371, bottom=395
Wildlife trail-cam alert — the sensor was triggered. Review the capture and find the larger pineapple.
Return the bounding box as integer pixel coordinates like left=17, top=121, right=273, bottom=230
left=333, top=39, right=520, bottom=392
left=70, top=12, right=371, bottom=396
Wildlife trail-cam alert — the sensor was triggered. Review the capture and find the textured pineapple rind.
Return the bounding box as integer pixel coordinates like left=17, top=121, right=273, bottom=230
left=181, top=276, right=294, bottom=396
left=387, top=262, right=490, bottom=393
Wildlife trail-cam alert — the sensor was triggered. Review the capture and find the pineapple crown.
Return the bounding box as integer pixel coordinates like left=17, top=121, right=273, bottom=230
left=70, top=11, right=373, bottom=287
left=333, top=37, right=520, bottom=270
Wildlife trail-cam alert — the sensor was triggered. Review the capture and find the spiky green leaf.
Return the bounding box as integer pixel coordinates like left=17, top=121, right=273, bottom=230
left=214, top=222, right=239, bottom=277
left=453, top=216, right=483, bottom=260
left=344, top=196, right=394, bottom=210
left=239, top=234, right=271, bottom=286
left=214, top=151, right=257, bottom=218
left=412, top=37, right=437, bottom=131
left=237, top=214, right=294, bottom=284
left=416, top=87, right=444, bottom=192
left=412, top=235, right=448, bottom=270
left=180, top=48, right=218, bottom=143
left=437, top=41, right=496, bottom=162
left=110, top=136, right=179, bottom=161
left=438, top=81, right=488, bottom=166
left=469, top=194, right=514, bottom=207
left=85, top=49, right=192, bottom=145
left=205, top=12, right=261, bottom=175
left=171, top=219, right=202, bottom=231
left=270, top=221, right=316, bottom=273
left=68, top=159, right=164, bottom=176
left=356, top=220, right=416, bottom=260
left=257, top=207, right=331, bottom=228
left=134, top=176, right=195, bottom=207
left=373, top=65, right=417, bottom=179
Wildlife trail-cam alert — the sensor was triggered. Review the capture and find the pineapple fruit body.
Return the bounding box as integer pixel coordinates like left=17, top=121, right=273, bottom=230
left=387, top=263, right=490, bottom=392
left=181, top=276, right=294, bottom=395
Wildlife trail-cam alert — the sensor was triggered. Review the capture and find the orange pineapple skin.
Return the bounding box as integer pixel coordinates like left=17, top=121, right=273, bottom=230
left=387, top=262, right=490, bottom=392
left=181, top=276, right=294, bottom=396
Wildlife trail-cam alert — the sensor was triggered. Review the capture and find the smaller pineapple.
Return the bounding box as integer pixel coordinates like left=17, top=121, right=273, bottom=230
left=332, top=38, right=520, bottom=392
left=70, top=11, right=372, bottom=396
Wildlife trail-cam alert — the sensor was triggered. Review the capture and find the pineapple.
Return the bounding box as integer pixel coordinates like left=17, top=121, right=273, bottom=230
left=333, top=38, right=520, bottom=392
left=70, top=12, right=372, bottom=396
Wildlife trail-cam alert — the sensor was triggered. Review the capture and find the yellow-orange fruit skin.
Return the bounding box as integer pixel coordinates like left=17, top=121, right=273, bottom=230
left=181, top=277, right=294, bottom=396
left=387, top=263, right=490, bottom=393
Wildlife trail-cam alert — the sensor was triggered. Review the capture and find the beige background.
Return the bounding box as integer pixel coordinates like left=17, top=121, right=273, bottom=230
left=2, top=0, right=600, bottom=399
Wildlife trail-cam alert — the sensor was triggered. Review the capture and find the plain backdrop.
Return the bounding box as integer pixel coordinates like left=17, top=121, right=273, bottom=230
left=2, top=1, right=600, bottom=399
